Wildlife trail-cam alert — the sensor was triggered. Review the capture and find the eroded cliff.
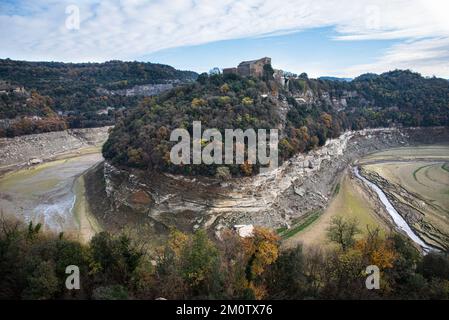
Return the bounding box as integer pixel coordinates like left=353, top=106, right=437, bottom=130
left=85, top=126, right=449, bottom=237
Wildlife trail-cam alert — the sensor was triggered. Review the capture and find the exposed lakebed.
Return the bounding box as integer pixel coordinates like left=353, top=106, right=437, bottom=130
left=0, top=151, right=103, bottom=241
left=1, top=127, right=448, bottom=250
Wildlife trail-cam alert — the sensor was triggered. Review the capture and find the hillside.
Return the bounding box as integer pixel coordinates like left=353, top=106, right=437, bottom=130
left=0, top=59, right=198, bottom=136
left=317, top=76, right=352, bottom=82
left=103, top=68, right=449, bottom=177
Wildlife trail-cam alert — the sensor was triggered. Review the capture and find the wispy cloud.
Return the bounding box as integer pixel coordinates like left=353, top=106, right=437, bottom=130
left=342, top=37, right=449, bottom=77
left=1, top=0, right=449, bottom=77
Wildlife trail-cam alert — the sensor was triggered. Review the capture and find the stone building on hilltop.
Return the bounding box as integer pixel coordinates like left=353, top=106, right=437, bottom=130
left=223, top=57, right=271, bottom=78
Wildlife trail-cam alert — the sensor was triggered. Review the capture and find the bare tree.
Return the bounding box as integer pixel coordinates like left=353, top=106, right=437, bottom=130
left=326, top=216, right=360, bottom=251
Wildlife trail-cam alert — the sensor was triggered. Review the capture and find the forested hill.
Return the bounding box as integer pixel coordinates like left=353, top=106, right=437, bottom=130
left=0, top=59, right=197, bottom=92
left=0, top=59, right=198, bottom=137
left=103, top=69, right=449, bottom=177
left=351, top=70, right=449, bottom=126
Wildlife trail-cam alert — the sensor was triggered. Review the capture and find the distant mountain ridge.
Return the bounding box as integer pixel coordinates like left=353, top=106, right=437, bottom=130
left=318, top=76, right=353, bottom=82
left=0, top=59, right=198, bottom=136
left=0, top=59, right=197, bottom=90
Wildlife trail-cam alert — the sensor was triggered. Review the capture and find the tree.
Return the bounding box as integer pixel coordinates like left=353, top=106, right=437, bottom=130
left=154, top=229, right=223, bottom=299
left=244, top=227, right=279, bottom=279
left=154, top=240, right=187, bottom=299
left=180, top=230, right=221, bottom=297
left=326, top=216, right=360, bottom=251
left=243, top=227, right=280, bottom=299
left=191, top=98, right=207, bottom=108
left=241, top=97, right=254, bottom=106
left=92, top=285, right=129, bottom=300
left=89, top=232, right=143, bottom=285
left=309, top=135, right=319, bottom=149
left=240, top=160, right=253, bottom=176
left=320, top=112, right=333, bottom=128
left=355, top=227, right=397, bottom=269
left=265, top=246, right=307, bottom=299
left=220, top=83, right=230, bottom=93
left=215, top=166, right=231, bottom=180
left=418, top=252, right=449, bottom=280
left=22, top=261, right=58, bottom=300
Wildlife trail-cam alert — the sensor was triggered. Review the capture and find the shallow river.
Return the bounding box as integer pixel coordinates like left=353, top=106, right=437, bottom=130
left=0, top=152, right=103, bottom=235
left=353, top=166, right=433, bottom=252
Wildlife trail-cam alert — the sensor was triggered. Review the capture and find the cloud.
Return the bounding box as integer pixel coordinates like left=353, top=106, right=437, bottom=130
left=1, top=0, right=449, bottom=77
left=341, top=37, right=449, bottom=77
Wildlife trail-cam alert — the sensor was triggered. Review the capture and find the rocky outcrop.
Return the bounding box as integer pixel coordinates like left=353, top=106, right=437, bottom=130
left=0, top=127, right=111, bottom=169
left=85, top=126, right=449, bottom=235
left=97, top=82, right=180, bottom=97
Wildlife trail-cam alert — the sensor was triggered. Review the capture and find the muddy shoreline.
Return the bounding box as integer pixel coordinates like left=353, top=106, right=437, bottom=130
left=0, top=127, right=110, bottom=241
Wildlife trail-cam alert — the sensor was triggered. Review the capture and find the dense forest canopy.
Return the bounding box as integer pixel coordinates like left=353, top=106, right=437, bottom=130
left=0, top=59, right=197, bottom=92
left=0, top=59, right=198, bottom=137
left=103, top=68, right=449, bottom=177
left=350, top=70, right=449, bottom=127
left=103, top=73, right=283, bottom=176
left=2, top=217, right=449, bottom=300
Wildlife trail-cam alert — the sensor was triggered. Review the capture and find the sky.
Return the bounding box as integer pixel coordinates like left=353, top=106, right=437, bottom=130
left=1, top=0, right=449, bottom=78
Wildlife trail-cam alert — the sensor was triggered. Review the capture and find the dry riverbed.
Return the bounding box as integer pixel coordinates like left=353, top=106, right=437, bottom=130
left=282, top=145, right=449, bottom=251
left=282, top=170, right=391, bottom=250
left=0, top=148, right=103, bottom=242
left=0, top=127, right=110, bottom=242
left=360, top=145, right=449, bottom=250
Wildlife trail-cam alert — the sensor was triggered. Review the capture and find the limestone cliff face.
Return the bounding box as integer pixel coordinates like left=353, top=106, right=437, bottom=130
left=87, top=127, right=449, bottom=234
left=289, top=87, right=359, bottom=111
left=96, top=83, right=176, bottom=97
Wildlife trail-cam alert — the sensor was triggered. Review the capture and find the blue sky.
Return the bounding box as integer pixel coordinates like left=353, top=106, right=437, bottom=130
left=142, top=27, right=398, bottom=77
left=1, top=0, right=449, bottom=78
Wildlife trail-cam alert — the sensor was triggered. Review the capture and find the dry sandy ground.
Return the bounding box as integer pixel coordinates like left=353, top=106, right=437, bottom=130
left=283, top=172, right=389, bottom=250
left=365, top=161, right=449, bottom=213
left=359, top=145, right=449, bottom=163
left=283, top=145, right=449, bottom=250
left=363, top=154, right=449, bottom=248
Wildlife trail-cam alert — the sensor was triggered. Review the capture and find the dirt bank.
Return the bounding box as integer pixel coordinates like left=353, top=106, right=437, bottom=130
left=72, top=174, right=102, bottom=243
left=0, top=127, right=111, bottom=172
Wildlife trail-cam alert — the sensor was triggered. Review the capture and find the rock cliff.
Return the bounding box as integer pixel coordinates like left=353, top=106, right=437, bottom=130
left=0, top=127, right=111, bottom=170
left=85, top=126, right=449, bottom=236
